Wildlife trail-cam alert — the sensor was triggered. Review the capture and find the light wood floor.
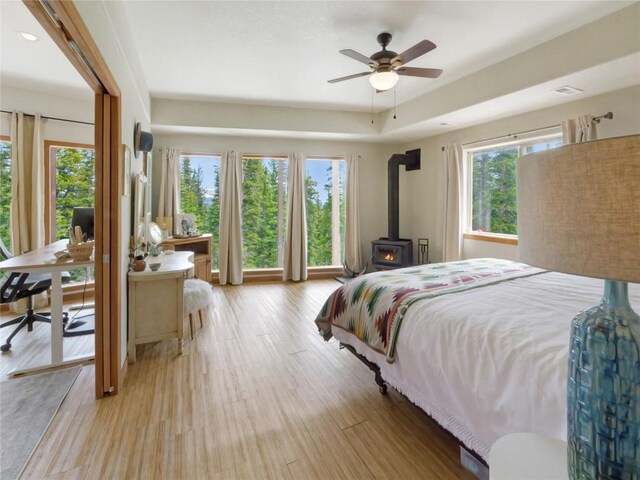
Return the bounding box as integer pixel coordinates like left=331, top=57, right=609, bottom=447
left=17, top=280, right=474, bottom=479
left=0, top=305, right=94, bottom=381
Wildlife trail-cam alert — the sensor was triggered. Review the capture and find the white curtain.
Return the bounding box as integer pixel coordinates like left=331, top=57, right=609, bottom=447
left=157, top=147, right=180, bottom=222
left=344, top=154, right=363, bottom=273
left=442, top=143, right=465, bottom=262
left=282, top=153, right=307, bottom=281
left=10, top=112, right=44, bottom=253
left=562, top=114, right=597, bottom=144
left=218, top=151, right=243, bottom=285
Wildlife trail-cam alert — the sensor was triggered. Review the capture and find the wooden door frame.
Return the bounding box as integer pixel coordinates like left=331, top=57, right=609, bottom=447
left=24, top=0, right=123, bottom=397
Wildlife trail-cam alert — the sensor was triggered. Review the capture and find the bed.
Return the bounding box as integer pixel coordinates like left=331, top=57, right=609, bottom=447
left=315, top=258, right=640, bottom=460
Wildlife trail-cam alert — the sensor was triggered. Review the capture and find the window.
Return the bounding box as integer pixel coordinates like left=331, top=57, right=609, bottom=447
left=46, top=142, right=96, bottom=242
left=305, top=157, right=345, bottom=266
left=0, top=139, right=11, bottom=249
left=242, top=155, right=288, bottom=269
left=179, top=153, right=221, bottom=268
left=177, top=152, right=346, bottom=271
left=46, top=142, right=95, bottom=283
left=467, top=136, right=562, bottom=237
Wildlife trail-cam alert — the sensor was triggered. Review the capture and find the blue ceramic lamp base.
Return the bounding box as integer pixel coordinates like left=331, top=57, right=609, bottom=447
left=567, top=280, right=640, bottom=479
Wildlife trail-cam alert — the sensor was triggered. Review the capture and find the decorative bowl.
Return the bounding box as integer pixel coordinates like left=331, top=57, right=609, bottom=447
left=67, top=241, right=94, bottom=262
left=148, top=263, right=161, bottom=272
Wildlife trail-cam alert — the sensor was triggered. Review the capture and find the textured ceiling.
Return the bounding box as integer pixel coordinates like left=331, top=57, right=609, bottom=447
left=0, top=1, right=92, bottom=99
left=118, top=0, right=633, bottom=111
left=1, top=1, right=637, bottom=142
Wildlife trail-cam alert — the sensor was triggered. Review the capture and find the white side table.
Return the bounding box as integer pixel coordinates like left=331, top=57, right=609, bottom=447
left=127, top=251, right=194, bottom=363
left=489, top=433, right=568, bottom=480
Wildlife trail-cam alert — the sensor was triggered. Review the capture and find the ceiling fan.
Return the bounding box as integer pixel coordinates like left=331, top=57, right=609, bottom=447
left=328, top=32, right=443, bottom=91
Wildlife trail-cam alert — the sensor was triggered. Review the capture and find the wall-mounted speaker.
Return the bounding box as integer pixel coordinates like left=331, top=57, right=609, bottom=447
left=134, top=122, right=154, bottom=157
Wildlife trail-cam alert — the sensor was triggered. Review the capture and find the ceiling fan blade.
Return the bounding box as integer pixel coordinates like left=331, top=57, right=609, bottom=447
left=327, top=71, right=371, bottom=83
left=391, top=40, right=436, bottom=65
left=340, top=49, right=377, bottom=67
left=396, top=67, right=443, bottom=78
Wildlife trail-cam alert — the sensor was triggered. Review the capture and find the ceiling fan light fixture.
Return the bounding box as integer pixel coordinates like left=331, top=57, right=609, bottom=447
left=369, top=71, right=398, bottom=91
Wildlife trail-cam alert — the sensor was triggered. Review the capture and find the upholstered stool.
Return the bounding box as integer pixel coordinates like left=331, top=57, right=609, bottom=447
left=183, top=278, right=213, bottom=339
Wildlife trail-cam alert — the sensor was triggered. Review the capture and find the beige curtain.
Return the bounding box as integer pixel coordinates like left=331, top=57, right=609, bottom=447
left=344, top=154, right=363, bottom=273
left=442, top=143, right=465, bottom=262
left=10, top=112, right=44, bottom=254
left=219, top=151, right=243, bottom=285
left=157, top=147, right=180, bottom=222
left=282, top=153, right=307, bottom=281
left=562, top=114, right=597, bottom=144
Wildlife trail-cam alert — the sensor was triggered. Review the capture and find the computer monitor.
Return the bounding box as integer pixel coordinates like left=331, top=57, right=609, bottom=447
left=71, top=207, right=94, bottom=241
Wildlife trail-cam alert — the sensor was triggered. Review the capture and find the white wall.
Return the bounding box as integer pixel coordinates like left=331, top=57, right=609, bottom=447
left=74, top=0, right=151, bottom=370
left=397, top=85, right=640, bottom=263
left=0, top=85, right=94, bottom=144
left=152, top=132, right=396, bottom=268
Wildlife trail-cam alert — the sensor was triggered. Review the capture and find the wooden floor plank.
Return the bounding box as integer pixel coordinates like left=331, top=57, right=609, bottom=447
left=14, top=280, right=474, bottom=479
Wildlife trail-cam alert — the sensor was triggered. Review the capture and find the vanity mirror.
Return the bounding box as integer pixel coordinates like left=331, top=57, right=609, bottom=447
left=147, top=222, right=162, bottom=245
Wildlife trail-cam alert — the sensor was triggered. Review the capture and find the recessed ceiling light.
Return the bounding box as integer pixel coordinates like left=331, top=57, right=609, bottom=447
left=17, top=32, right=39, bottom=42
left=552, top=85, right=583, bottom=96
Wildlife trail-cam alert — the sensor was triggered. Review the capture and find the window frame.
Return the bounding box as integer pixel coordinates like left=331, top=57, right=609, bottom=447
left=44, top=140, right=95, bottom=243
left=305, top=155, right=346, bottom=267
left=175, top=150, right=348, bottom=276
left=464, top=131, right=562, bottom=243
left=178, top=150, right=222, bottom=268
left=240, top=153, right=289, bottom=269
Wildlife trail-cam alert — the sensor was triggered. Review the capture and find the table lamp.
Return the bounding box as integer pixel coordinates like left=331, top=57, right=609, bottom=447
left=517, top=134, right=639, bottom=479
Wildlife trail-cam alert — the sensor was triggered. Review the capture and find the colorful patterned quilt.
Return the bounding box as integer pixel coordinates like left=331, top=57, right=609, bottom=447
left=315, top=258, right=545, bottom=362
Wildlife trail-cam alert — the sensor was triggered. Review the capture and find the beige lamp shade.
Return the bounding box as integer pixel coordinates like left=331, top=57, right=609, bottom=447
left=517, top=134, right=640, bottom=283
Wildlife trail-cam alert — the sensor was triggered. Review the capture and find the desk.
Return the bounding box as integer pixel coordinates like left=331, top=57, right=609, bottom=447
left=127, top=251, right=194, bottom=363
left=0, top=240, right=94, bottom=377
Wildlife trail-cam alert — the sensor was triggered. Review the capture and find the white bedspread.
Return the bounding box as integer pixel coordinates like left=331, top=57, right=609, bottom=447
left=332, top=271, right=640, bottom=459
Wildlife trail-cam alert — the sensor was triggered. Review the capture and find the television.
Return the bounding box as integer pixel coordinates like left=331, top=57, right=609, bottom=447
left=71, top=207, right=94, bottom=241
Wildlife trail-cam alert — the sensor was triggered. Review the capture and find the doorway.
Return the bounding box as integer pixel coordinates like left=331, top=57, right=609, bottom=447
left=9, top=0, right=123, bottom=397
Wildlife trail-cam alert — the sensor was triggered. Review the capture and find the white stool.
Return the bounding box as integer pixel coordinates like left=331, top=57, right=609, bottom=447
left=183, top=278, right=213, bottom=339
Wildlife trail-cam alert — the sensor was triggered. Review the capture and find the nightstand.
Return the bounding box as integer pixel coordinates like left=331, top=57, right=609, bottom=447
left=489, top=433, right=568, bottom=480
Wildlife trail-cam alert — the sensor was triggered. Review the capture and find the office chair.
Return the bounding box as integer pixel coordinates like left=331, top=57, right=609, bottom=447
left=0, top=238, right=71, bottom=352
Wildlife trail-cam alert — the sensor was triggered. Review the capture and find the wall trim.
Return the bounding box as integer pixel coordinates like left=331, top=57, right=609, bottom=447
left=463, top=232, right=518, bottom=246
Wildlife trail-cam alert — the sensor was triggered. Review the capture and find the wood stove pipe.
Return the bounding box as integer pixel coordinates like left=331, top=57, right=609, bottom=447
left=387, top=149, right=421, bottom=241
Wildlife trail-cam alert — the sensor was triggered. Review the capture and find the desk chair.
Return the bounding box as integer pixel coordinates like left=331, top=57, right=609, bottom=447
left=0, top=239, right=71, bottom=352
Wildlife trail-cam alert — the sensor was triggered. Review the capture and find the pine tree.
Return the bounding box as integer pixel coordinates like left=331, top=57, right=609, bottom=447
left=0, top=142, right=11, bottom=249
left=305, top=174, right=321, bottom=266
left=472, top=148, right=518, bottom=234
left=206, top=165, right=221, bottom=268
left=55, top=147, right=95, bottom=240
left=242, top=159, right=282, bottom=268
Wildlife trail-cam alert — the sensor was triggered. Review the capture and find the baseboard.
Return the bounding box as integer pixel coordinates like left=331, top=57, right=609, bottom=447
left=209, top=267, right=344, bottom=285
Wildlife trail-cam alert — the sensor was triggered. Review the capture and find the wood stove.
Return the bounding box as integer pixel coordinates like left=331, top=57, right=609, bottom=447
left=371, top=149, right=420, bottom=271
left=371, top=238, right=413, bottom=270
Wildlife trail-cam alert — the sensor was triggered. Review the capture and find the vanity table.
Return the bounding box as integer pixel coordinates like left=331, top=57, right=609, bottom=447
left=161, top=234, right=212, bottom=283
left=127, top=250, right=194, bottom=363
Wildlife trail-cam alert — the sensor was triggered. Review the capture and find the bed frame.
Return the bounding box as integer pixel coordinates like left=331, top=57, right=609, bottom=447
left=339, top=341, right=490, bottom=478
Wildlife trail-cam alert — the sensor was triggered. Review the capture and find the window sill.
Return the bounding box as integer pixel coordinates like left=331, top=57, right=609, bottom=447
left=210, top=266, right=344, bottom=283
left=463, top=232, right=518, bottom=246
